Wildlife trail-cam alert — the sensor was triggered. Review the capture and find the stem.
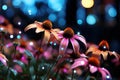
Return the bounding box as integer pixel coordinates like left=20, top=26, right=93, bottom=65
left=44, top=55, right=62, bottom=80
left=71, top=70, right=74, bottom=80
left=0, top=32, right=5, bottom=54
left=82, top=71, right=89, bottom=80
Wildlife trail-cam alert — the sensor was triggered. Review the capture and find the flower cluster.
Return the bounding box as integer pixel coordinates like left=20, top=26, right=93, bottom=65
left=0, top=17, right=120, bottom=80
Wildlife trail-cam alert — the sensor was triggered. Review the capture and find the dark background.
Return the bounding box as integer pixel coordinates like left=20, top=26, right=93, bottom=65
left=0, top=0, right=120, bottom=52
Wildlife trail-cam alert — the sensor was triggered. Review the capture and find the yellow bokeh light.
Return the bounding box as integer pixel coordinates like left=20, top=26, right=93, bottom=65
left=81, top=0, right=94, bottom=8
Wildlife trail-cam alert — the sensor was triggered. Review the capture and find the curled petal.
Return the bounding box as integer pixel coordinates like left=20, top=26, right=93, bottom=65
left=35, top=27, right=44, bottom=33
left=70, top=38, right=80, bottom=53
left=24, top=23, right=37, bottom=31
left=0, top=58, right=7, bottom=66
left=59, top=38, right=69, bottom=54
left=71, top=58, right=88, bottom=69
left=0, top=53, right=8, bottom=61
left=89, top=65, right=98, bottom=73
left=102, top=68, right=111, bottom=78
left=74, top=34, right=87, bottom=48
left=0, top=53, right=8, bottom=66
left=98, top=68, right=108, bottom=80
left=42, top=30, right=50, bottom=45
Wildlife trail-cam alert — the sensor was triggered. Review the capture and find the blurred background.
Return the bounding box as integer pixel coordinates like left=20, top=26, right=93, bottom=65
left=0, top=0, right=120, bottom=52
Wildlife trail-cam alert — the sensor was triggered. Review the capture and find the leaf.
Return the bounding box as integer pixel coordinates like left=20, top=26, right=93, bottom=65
left=29, top=66, right=34, bottom=75
left=13, top=60, right=25, bottom=71
left=24, top=50, right=36, bottom=65
left=10, top=68, right=18, bottom=76
left=24, top=50, right=34, bottom=57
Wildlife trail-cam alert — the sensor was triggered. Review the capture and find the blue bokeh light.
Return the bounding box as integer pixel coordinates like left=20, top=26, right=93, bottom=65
left=2, top=5, right=8, bottom=10
left=77, top=19, right=83, bottom=25
left=48, top=13, right=57, bottom=22
left=22, top=0, right=35, bottom=6
left=21, top=6, right=37, bottom=16
left=105, top=4, right=117, bottom=18
left=77, top=8, right=85, bottom=19
left=108, top=7, right=117, bottom=17
left=86, top=14, right=96, bottom=25
left=12, top=0, right=22, bottom=7
left=48, top=0, right=65, bottom=11
left=17, top=35, right=21, bottom=39
left=58, top=18, right=66, bottom=26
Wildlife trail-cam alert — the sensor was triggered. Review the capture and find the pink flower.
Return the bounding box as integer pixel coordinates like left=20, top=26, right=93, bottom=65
left=24, top=20, right=60, bottom=45
left=6, top=42, right=25, bottom=53
left=0, top=53, right=8, bottom=66
left=58, top=27, right=87, bottom=54
left=71, top=55, right=111, bottom=80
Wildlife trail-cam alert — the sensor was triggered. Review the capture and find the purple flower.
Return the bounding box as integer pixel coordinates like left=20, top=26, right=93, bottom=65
left=71, top=55, right=111, bottom=80
left=58, top=27, right=87, bottom=54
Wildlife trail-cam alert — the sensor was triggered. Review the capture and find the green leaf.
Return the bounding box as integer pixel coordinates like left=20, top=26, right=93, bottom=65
left=29, top=66, right=34, bottom=75
left=24, top=50, right=34, bottom=57
left=24, top=50, right=36, bottom=65
left=13, top=60, right=25, bottom=71
left=10, top=68, right=18, bottom=76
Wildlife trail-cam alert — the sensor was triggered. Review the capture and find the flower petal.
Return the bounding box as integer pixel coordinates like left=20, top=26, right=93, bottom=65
left=16, top=46, right=25, bottom=53
left=59, top=38, right=69, bottom=54
left=89, top=65, right=98, bottom=73
left=5, top=43, right=13, bottom=48
left=71, top=58, right=88, bottom=69
left=51, top=30, right=59, bottom=40
left=35, top=27, right=44, bottom=33
left=98, top=68, right=107, bottom=80
left=42, top=30, right=50, bottom=45
left=24, top=23, right=37, bottom=31
left=74, top=34, right=87, bottom=48
left=0, top=57, right=7, bottom=66
left=102, top=68, right=111, bottom=78
left=70, top=38, right=80, bottom=53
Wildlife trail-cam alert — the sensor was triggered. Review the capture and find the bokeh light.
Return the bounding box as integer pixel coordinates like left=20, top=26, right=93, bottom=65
left=86, top=14, right=96, bottom=25
left=17, top=35, right=21, bottom=39
left=2, top=4, right=8, bottom=10
left=58, top=18, right=66, bottom=26
left=77, top=19, right=83, bottom=25
left=81, top=0, right=94, bottom=8
left=105, top=5, right=117, bottom=18
left=12, top=0, right=22, bottom=8
left=48, top=0, right=65, bottom=11
left=22, top=0, right=35, bottom=6
left=21, top=6, right=37, bottom=17
left=48, top=13, right=57, bottom=22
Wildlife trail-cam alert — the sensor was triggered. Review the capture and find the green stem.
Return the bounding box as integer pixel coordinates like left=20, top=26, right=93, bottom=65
left=71, top=70, right=74, bottom=80
left=82, top=71, right=89, bottom=80
left=44, top=55, right=62, bottom=80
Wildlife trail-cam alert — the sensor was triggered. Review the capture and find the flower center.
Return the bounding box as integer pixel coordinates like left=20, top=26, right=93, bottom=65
left=98, top=40, right=109, bottom=51
left=37, top=47, right=44, bottom=54
left=63, top=27, right=74, bottom=38
left=88, top=57, right=100, bottom=67
left=42, top=20, right=52, bottom=30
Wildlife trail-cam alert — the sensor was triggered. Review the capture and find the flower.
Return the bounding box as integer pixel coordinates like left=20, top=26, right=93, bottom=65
left=0, top=53, right=8, bottom=66
left=58, top=27, right=87, bottom=54
left=71, top=55, right=111, bottom=80
left=24, top=20, right=60, bottom=45
left=86, top=40, right=119, bottom=60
